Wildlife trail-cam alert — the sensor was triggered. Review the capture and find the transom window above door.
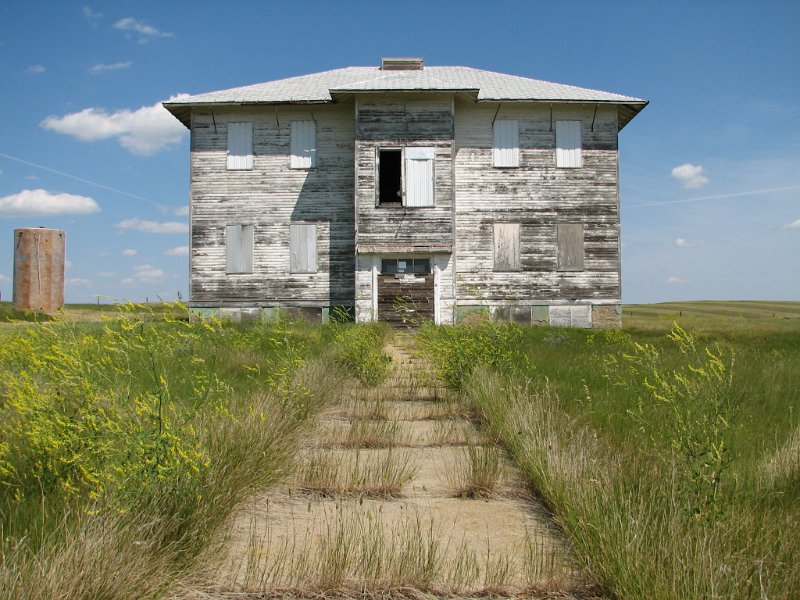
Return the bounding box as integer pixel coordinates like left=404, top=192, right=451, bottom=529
left=381, top=258, right=431, bottom=274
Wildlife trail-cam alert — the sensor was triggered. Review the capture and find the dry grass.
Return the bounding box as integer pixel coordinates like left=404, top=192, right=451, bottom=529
left=205, top=501, right=576, bottom=597
left=446, top=443, right=504, bottom=498
left=760, top=424, right=800, bottom=489
left=320, top=420, right=410, bottom=449
left=296, top=449, right=417, bottom=498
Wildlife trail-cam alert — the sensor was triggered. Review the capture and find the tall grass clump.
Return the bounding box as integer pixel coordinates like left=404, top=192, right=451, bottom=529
left=0, top=303, right=346, bottom=599
left=328, top=319, right=392, bottom=387
left=417, top=321, right=523, bottom=390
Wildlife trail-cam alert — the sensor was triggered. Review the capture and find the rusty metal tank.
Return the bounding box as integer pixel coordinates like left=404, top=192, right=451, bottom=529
left=13, top=227, right=66, bottom=313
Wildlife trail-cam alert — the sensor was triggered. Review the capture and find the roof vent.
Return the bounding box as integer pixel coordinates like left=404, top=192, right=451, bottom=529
left=380, top=57, right=424, bottom=71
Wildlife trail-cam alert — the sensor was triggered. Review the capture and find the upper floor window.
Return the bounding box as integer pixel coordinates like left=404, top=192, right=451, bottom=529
left=492, top=119, right=519, bottom=167
left=227, top=122, right=253, bottom=170
left=556, top=120, right=582, bottom=168
left=226, top=224, right=254, bottom=274
left=377, top=147, right=435, bottom=207
left=290, top=120, right=317, bottom=169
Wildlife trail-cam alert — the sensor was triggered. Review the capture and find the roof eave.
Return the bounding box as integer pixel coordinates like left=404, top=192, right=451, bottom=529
left=162, top=99, right=335, bottom=128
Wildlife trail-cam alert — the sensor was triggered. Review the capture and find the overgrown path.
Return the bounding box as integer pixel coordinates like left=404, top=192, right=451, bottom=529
left=178, top=335, right=586, bottom=598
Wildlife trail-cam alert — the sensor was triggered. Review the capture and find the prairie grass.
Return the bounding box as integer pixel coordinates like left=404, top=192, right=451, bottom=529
left=0, top=306, right=388, bottom=599
left=447, top=443, right=503, bottom=498
left=296, top=449, right=417, bottom=498
left=418, top=320, right=800, bottom=598
left=321, top=419, right=410, bottom=449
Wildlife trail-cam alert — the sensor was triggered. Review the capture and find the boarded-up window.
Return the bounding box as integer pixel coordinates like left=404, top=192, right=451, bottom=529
left=492, top=120, right=519, bottom=167
left=227, top=122, right=253, bottom=170
left=290, top=223, right=317, bottom=273
left=226, top=224, right=253, bottom=274
left=290, top=120, right=316, bottom=168
left=549, top=305, right=592, bottom=328
left=556, top=120, right=582, bottom=168
left=557, top=223, right=584, bottom=271
left=494, top=223, right=520, bottom=271
left=405, top=147, right=434, bottom=207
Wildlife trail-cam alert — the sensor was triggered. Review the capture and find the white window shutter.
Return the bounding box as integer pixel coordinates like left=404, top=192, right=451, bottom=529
left=226, top=224, right=253, bottom=273
left=492, top=120, right=519, bottom=167
left=227, top=122, right=253, bottom=170
left=556, top=120, right=582, bottom=168
left=290, top=120, right=316, bottom=169
left=405, top=147, right=434, bottom=207
left=290, top=223, right=317, bottom=273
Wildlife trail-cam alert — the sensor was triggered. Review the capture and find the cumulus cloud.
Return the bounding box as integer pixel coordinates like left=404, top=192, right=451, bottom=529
left=172, top=205, right=190, bottom=216
left=113, top=17, right=172, bottom=42
left=132, top=264, right=166, bottom=283
left=89, top=61, right=132, bottom=75
left=0, top=189, right=100, bottom=217
left=665, top=276, right=686, bottom=284
left=674, top=238, right=704, bottom=248
left=115, top=218, right=188, bottom=234
left=165, top=245, right=189, bottom=256
left=122, top=248, right=138, bottom=256
left=26, top=64, right=46, bottom=74
left=671, top=163, right=710, bottom=189
left=40, top=94, right=189, bottom=155
left=782, top=219, right=800, bottom=229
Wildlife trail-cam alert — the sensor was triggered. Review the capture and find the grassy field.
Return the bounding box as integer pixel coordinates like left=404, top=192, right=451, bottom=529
left=0, top=304, right=390, bottom=599
left=418, top=304, right=800, bottom=599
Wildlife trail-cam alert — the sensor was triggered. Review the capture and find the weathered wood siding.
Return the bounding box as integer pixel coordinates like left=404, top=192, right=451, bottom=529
left=189, top=103, right=355, bottom=306
left=453, top=99, right=620, bottom=304
left=355, top=94, right=454, bottom=250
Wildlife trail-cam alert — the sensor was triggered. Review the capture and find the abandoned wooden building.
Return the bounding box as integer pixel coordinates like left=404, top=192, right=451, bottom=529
left=164, top=58, right=647, bottom=326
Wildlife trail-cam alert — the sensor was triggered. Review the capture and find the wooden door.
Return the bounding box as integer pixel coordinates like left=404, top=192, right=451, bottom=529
left=378, top=273, right=434, bottom=326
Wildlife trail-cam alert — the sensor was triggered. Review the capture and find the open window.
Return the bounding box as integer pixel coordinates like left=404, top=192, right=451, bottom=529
left=378, top=149, right=402, bottom=205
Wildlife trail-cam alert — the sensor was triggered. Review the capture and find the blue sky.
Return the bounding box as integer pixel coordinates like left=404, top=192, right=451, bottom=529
left=1, top=1, right=798, bottom=304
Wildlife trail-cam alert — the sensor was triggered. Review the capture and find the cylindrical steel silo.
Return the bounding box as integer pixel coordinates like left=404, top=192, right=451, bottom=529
left=13, top=228, right=66, bottom=313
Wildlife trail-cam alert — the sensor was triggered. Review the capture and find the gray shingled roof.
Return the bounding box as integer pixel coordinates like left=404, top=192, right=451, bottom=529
left=164, top=65, right=647, bottom=129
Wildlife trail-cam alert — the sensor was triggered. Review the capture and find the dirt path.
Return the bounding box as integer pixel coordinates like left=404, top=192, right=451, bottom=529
left=179, top=335, right=586, bottom=598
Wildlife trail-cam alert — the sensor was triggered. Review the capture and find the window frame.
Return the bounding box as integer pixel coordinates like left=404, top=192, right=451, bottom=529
left=493, top=222, right=521, bottom=272
left=375, top=147, right=435, bottom=208
left=289, top=223, right=318, bottom=274
left=556, top=222, right=585, bottom=271
left=290, top=120, right=317, bottom=169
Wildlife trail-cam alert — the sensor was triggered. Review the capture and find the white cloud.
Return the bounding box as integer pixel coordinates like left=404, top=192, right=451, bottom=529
left=782, top=219, right=800, bottom=229
left=66, top=278, right=92, bottom=287
left=671, top=163, right=710, bottom=189
left=98, top=271, right=116, bottom=277
left=26, top=64, right=45, bottom=74
left=89, top=62, right=132, bottom=75
left=122, top=248, right=138, bottom=256
left=0, top=273, right=10, bottom=283
left=674, top=238, right=704, bottom=248
left=665, top=276, right=686, bottom=284
left=173, top=205, right=190, bottom=216
left=40, top=93, right=189, bottom=155
left=115, top=218, right=188, bottom=234
left=165, top=245, right=189, bottom=256
left=121, top=278, right=134, bottom=286
left=113, top=17, right=173, bottom=41
left=83, top=6, right=102, bottom=23
left=0, top=189, right=100, bottom=217
left=132, top=264, right=166, bottom=283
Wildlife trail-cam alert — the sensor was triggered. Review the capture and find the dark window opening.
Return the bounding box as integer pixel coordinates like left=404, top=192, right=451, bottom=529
left=378, top=149, right=402, bottom=205
left=381, top=258, right=430, bottom=274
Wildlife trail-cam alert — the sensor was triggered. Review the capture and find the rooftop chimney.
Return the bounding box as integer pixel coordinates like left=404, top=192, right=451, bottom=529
left=380, top=57, right=424, bottom=71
